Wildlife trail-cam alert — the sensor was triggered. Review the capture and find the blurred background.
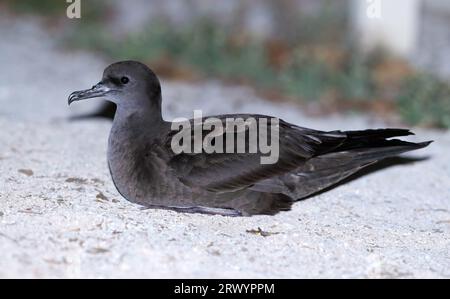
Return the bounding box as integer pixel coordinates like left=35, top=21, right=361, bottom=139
left=1, top=0, right=450, bottom=128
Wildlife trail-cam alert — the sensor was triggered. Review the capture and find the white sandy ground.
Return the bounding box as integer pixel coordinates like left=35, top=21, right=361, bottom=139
left=0, top=15, right=449, bottom=279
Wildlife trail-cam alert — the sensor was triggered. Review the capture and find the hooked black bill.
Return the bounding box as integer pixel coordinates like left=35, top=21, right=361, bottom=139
left=68, top=82, right=111, bottom=106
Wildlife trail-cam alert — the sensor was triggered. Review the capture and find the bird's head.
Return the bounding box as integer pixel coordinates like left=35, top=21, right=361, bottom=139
left=68, top=61, right=162, bottom=110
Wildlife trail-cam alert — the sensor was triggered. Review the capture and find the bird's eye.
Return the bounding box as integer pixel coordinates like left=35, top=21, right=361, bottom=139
left=121, top=77, right=130, bottom=84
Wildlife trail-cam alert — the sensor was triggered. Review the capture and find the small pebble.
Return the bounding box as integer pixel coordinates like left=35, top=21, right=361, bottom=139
left=18, top=169, right=34, bottom=176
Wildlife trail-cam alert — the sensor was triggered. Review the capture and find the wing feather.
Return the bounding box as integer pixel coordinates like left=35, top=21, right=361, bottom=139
left=165, top=114, right=346, bottom=193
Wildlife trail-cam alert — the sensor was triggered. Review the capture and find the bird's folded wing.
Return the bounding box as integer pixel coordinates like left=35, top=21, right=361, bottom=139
left=165, top=115, right=346, bottom=193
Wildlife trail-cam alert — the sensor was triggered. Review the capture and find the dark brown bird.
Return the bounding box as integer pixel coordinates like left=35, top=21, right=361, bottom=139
left=68, top=61, right=431, bottom=216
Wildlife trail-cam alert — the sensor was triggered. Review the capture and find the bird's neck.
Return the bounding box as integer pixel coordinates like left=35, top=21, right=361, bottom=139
left=107, top=105, right=165, bottom=204
left=111, top=104, right=164, bottom=141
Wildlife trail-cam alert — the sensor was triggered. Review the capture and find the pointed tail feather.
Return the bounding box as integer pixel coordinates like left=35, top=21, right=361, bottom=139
left=333, top=128, right=432, bottom=153
left=346, top=128, right=414, bottom=139
left=277, top=138, right=432, bottom=200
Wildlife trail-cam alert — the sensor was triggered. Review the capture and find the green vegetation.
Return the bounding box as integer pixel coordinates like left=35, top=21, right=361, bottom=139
left=66, top=14, right=450, bottom=128
left=67, top=18, right=376, bottom=103
left=2, top=0, right=65, bottom=15
left=397, top=74, right=450, bottom=128
left=3, top=0, right=450, bottom=128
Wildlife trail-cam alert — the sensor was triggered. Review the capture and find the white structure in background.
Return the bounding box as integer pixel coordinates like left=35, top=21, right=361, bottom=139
left=352, top=0, right=421, bottom=57
left=353, top=0, right=450, bottom=78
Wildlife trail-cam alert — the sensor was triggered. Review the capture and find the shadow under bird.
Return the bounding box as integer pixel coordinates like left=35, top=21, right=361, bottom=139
left=68, top=61, right=432, bottom=216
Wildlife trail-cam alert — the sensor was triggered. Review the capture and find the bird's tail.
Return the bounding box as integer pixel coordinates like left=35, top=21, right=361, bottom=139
left=281, top=129, right=432, bottom=200
left=334, top=128, right=432, bottom=160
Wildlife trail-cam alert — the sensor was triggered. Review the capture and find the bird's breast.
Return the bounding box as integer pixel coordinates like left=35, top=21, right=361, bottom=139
left=107, top=128, right=193, bottom=207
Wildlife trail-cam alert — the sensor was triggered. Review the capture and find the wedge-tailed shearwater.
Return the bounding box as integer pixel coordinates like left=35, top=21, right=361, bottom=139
left=68, top=61, right=431, bottom=216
